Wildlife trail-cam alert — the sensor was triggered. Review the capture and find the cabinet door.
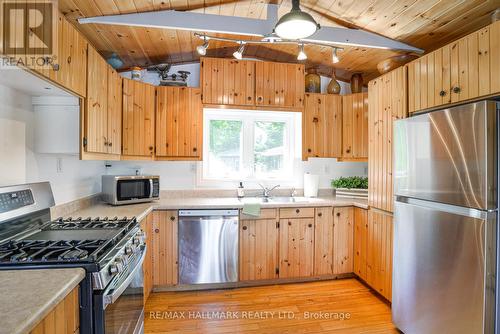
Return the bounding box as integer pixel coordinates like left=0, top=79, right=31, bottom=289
left=85, top=46, right=108, bottom=154
left=333, top=207, right=354, bottom=274
left=107, top=68, right=122, bottom=155
left=255, top=62, right=304, bottom=108
left=156, top=87, right=202, bottom=159
left=303, top=94, right=342, bottom=160
left=353, top=207, right=368, bottom=280
left=239, top=218, right=279, bottom=280
left=122, top=79, right=155, bottom=157
left=279, top=217, right=314, bottom=278
left=201, top=58, right=255, bottom=106
left=491, top=21, right=500, bottom=94
left=140, top=213, right=153, bottom=303
left=342, top=93, right=368, bottom=159
left=152, top=211, right=178, bottom=286
left=366, top=209, right=393, bottom=301
left=368, top=67, right=407, bottom=213
left=313, top=207, right=334, bottom=276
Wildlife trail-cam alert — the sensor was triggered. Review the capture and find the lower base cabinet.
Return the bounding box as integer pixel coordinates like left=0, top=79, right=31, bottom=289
left=354, top=208, right=393, bottom=301
left=30, top=286, right=79, bottom=334
left=333, top=207, right=354, bottom=274
left=152, top=210, right=178, bottom=287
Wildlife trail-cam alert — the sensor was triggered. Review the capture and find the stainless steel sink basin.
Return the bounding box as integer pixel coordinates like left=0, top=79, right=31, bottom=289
left=240, top=196, right=322, bottom=204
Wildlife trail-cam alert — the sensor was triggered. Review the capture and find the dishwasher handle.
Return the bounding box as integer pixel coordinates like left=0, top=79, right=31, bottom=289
left=179, top=209, right=239, bottom=217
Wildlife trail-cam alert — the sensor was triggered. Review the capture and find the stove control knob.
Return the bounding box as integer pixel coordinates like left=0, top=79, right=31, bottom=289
left=124, top=246, right=133, bottom=255
left=109, top=264, right=119, bottom=275
left=133, top=236, right=141, bottom=246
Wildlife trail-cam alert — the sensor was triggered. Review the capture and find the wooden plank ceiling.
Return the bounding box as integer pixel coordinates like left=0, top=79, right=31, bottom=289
left=59, top=0, right=499, bottom=82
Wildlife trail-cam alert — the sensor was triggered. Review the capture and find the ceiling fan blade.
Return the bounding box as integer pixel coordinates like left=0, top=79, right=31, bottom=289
left=301, top=5, right=360, bottom=29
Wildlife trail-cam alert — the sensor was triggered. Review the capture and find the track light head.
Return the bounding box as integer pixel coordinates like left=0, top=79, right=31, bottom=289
left=332, top=47, right=340, bottom=63
left=196, top=37, right=209, bottom=56
left=297, top=43, right=307, bottom=61
left=233, top=43, right=245, bottom=60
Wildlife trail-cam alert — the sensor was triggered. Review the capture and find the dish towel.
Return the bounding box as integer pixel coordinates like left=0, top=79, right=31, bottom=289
left=242, top=202, right=261, bottom=217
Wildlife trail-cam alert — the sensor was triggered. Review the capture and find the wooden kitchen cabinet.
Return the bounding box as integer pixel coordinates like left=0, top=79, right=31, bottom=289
left=255, top=61, right=305, bottom=109
left=30, top=286, right=79, bottom=334
left=84, top=45, right=109, bottom=155
left=365, top=209, right=393, bottom=301
left=368, top=67, right=407, bottom=213
left=152, top=210, right=178, bottom=287
left=313, top=207, right=334, bottom=276
left=303, top=93, right=342, bottom=160
left=156, top=86, right=202, bottom=160
left=279, top=208, right=314, bottom=278
left=333, top=207, right=354, bottom=274
left=83, top=46, right=121, bottom=159
left=342, top=92, right=368, bottom=160
left=408, top=21, right=500, bottom=113
left=239, top=209, right=279, bottom=281
left=140, top=213, right=153, bottom=303
left=122, top=78, right=156, bottom=158
left=201, top=57, right=255, bottom=106
left=353, top=207, right=368, bottom=280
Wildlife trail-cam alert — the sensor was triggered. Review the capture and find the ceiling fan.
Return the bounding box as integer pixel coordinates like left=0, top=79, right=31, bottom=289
left=78, top=0, right=423, bottom=56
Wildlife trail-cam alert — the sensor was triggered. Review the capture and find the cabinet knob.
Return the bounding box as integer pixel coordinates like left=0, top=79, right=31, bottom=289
left=308, top=223, right=312, bottom=228
left=312, top=117, right=319, bottom=123
left=149, top=146, right=153, bottom=151
left=439, top=90, right=446, bottom=97
left=170, top=216, right=175, bottom=221
left=193, top=147, right=197, bottom=152
left=336, top=212, right=341, bottom=217
left=295, top=209, right=300, bottom=213
left=108, top=142, right=112, bottom=147
left=67, top=56, right=72, bottom=64
left=318, top=212, right=322, bottom=217
left=307, top=148, right=312, bottom=153
left=346, top=148, right=351, bottom=153
left=452, top=86, right=461, bottom=94
left=154, top=228, right=159, bottom=233
left=257, top=96, right=263, bottom=102
left=288, top=221, right=292, bottom=226
left=242, top=226, right=247, bottom=230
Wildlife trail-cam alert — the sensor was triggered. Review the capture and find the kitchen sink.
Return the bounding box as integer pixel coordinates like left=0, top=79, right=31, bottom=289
left=240, top=196, right=323, bottom=204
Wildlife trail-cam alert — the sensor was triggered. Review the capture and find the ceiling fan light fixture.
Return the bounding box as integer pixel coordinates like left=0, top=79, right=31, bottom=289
left=233, top=42, right=245, bottom=60
left=297, top=43, right=307, bottom=61
left=274, top=0, right=319, bottom=40
left=196, top=37, right=209, bottom=56
left=332, top=48, right=340, bottom=63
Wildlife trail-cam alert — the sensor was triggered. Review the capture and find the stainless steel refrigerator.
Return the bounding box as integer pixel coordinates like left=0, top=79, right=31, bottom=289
left=393, top=100, right=500, bottom=334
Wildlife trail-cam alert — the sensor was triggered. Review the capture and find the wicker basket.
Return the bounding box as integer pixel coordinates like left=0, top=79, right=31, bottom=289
left=334, top=188, right=368, bottom=199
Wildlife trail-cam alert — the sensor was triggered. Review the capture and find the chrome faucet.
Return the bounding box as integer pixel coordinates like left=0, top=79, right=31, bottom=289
left=259, top=184, right=280, bottom=198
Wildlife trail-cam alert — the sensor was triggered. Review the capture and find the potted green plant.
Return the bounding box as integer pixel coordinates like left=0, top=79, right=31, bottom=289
left=331, top=176, right=368, bottom=198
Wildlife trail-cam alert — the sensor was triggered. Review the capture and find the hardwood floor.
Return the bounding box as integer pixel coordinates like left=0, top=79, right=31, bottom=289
left=144, top=278, right=398, bottom=333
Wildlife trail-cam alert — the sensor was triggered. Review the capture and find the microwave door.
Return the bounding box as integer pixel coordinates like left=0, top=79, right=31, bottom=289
left=117, top=180, right=151, bottom=201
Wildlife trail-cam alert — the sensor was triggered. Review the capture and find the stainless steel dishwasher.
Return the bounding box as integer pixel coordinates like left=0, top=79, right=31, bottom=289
left=178, top=209, right=239, bottom=284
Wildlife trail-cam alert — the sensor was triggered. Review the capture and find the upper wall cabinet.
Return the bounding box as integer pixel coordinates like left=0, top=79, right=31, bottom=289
left=408, top=20, right=500, bottom=113
left=303, top=93, right=342, bottom=160
left=342, top=92, right=368, bottom=160
left=201, top=58, right=255, bottom=106
left=368, top=67, right=407, bottom=213
left=255, top=62, right=305, bottom=109
left=156, top=87, right=202, bottom=160
left=122, top=78, right=156, bottom=158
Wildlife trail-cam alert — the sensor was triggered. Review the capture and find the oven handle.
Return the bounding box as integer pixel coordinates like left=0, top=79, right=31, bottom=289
left=103, top=246, right=146, bottom=309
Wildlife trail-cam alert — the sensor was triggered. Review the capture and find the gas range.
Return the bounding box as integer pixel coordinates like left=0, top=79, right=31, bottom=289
left=0, top=182, right=146, bottom=334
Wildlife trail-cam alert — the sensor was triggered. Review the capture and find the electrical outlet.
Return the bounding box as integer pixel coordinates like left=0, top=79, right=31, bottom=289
left=56, top=157, right=63, bottom=173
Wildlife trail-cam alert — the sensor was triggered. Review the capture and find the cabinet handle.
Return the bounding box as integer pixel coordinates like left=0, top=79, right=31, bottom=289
left=439, top=90, right=447, bottom=97
left=318, top=212, right=322, bottom=217
left=170, top=216, right=175, bottom=221
left=242, top=226, right=247, bottom=230
left=295, top=209, right=300, bottom=213
left=154, top=228, right=159, bottom=233
left=308, top=223, right=312, bottom=228
left=452, top=86, right=461, bottom=94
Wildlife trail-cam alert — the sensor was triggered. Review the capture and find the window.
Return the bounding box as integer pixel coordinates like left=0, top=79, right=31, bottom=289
left=202, top=108, right=300, bottom=182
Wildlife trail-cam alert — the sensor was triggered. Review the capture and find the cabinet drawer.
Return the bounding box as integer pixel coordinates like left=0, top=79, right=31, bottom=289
left=240, top=208, right=277, bottom=220
left=279, top=207, right=315, bottom=219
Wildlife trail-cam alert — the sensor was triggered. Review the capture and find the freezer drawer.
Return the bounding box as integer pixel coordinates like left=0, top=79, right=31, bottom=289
left=392, top=198, right=496, bottom=334
left=178, top=210, right=239, bottom=284
left=394, top=100, right=498, bottom=210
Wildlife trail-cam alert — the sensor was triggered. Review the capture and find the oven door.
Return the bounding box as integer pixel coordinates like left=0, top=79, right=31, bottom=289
left=96, top=247, right=146, bottom=334
left=116, top=179, right=152, bottom=202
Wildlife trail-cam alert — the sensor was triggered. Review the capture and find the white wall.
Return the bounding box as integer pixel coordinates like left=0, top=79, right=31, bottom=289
left=0, top=83, right=105, bottom=204
left=117, top=63, right=367, bottom=190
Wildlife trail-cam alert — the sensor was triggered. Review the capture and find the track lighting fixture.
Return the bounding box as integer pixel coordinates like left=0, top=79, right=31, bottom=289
left=233, top=42, right=245, bottom=60
left=332, top=47, right=340, bottom=63
left=297, top=44, right=307, bottom=61
left=196, top=37, right=209, bottom=55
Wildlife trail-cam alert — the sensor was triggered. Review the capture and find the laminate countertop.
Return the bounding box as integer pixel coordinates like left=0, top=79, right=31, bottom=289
left=65, top=196, right=369, bottom=222
left=0, top=268, right=85, bottom=334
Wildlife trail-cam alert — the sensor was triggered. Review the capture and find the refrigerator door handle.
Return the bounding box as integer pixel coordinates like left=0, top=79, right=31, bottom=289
left=396, top=196, right=492, bottom=220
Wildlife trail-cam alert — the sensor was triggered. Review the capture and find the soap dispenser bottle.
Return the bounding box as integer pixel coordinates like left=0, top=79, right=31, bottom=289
left=237, top=182, right=245, bottom=199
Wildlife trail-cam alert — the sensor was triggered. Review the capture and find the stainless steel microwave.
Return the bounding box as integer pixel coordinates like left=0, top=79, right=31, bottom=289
left=102, top=175, right=160, bottom=205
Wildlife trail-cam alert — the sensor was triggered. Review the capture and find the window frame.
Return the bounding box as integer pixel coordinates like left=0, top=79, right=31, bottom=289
left=198, top=108, right=301, bottom=187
